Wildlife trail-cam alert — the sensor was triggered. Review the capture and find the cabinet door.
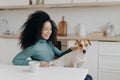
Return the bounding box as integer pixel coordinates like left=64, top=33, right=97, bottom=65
left=5, top=38, right=21, bottom=63
left=0, top=38, right=6, bottom=63
left=44, top=0, right=72, bottom=4
left=0, top=38, right=21, bottom=64
left=99, top=42, right=120, bottom=80
left=99, top=71, right=120, bottom=80
left=67, top=41, right=98, bottom=80
left=97, top=0, right=120, bottom=2
left=99, top=42, right=120, bottom=56
left=0, top=0, right=29, bottom=6
left=73, top=0, right=96, bottom=3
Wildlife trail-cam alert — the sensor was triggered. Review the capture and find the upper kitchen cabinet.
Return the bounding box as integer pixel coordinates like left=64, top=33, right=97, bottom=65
left=97, top=0, right=120, bottom=2
left=0, top=0, right=120, bottom=10
left=73, top=0, right=96, bottom=3
left=0, top=0, right=29, bottom=6
left=44, top=0, right=72, bottom=4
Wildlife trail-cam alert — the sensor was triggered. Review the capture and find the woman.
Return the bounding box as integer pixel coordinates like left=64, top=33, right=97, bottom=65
left=12, top=11, right=92, bottom=80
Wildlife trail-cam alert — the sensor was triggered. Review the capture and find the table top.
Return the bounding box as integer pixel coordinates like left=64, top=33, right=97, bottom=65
left=0, top=63, right=88, bottom=80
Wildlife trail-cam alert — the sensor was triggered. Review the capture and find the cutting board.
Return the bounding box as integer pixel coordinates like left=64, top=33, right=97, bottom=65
left=29, top=0, right=32, bottom=5
left=58, top=16, right=67, bottom=36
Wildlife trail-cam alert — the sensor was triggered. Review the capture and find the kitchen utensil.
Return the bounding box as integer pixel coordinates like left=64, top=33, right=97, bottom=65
left=58, top=16, right=67, bottom=36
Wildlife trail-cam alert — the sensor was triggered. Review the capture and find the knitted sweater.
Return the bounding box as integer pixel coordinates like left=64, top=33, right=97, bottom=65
left=12, top=38, right=72, bottom=65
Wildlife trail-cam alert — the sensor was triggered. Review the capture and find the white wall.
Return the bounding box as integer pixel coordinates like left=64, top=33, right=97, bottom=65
left=0, top=6, right=120, bottom=36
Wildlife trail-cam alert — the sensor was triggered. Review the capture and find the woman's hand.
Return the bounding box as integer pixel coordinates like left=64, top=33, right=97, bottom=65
left=40, top=61, right=50, bottom=67
left=71, top=46, right=79, bottom=51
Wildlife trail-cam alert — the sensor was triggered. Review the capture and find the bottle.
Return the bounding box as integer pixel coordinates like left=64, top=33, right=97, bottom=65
left=110, top=24, right=115, bottom=36
left=106, top=23, right=115, bottom=37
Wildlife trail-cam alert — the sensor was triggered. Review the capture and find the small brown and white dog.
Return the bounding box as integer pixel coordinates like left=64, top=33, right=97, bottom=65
left=49, top=39, right=91, bottom=68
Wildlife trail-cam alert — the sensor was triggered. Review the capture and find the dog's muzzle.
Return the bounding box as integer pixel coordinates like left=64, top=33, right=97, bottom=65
left=83, top=50, right=86, bottom=54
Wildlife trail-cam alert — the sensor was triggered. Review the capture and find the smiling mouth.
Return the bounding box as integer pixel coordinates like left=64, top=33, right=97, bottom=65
left=45, top=34, right=51, bottom=38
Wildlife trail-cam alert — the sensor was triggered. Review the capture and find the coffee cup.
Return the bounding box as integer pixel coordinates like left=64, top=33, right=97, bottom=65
left=29, top=61, right=40, bottom=73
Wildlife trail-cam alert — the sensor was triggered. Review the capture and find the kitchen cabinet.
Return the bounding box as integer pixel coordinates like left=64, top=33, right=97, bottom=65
left=97, top=0, right=120, bottom=2
left=67, top=40, right=99, bottom=80
left=44, top=0, right=72, bottom=4
left=0, top=0, right=120, bottom=10
left=99, top=42, right=120, bottom=80
left=73, top=0, right=96, bottom=3
left=0, top=38, right=21, bottom=64
left=0, top=38, right=6, bottom=63
left=0, top=0, right=28, bottom=6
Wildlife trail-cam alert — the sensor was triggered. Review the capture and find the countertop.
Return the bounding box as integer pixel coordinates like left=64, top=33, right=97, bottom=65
left=0, top=34, right=120, bottom=42
left=0, top=63, right=88, bottom=80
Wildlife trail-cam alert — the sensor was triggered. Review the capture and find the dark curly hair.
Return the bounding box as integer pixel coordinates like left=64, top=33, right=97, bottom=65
left=19, top=11, right=57, bottom=49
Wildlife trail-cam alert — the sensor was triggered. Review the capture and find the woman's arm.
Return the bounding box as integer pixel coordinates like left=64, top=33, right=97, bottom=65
left=12, top=48, right=34, bottom=66
left=52, top=43, right=79, bottom=58
left=52, top=46, right=72, bottom=58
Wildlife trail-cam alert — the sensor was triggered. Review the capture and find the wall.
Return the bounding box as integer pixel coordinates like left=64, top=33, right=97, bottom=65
left=0, top=6, right=120, bottom=36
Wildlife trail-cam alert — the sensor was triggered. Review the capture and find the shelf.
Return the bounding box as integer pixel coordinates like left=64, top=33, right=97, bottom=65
left=0, top=2, right=120, bottom=10
left=57, top=35, right=120, bottom=41
left=0, top=34, right=120, bottom=41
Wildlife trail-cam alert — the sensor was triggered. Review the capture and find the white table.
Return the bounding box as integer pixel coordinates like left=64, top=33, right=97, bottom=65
left=0, top=63, right=88, bottom=80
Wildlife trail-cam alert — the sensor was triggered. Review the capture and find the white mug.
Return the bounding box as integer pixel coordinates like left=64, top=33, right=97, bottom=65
left=29, top=61, right=40, bottom=73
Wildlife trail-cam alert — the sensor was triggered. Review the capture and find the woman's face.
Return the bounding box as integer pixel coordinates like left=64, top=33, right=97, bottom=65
left=41, top=21, right=52, bottom=40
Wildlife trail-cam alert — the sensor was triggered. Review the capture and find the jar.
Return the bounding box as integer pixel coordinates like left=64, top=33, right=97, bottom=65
left=106, top=23, right=115, bottom=37
left=78, top=23, right=86, bottom=37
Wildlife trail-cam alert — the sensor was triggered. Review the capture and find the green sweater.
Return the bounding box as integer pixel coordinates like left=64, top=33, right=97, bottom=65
left=12, top=39, right=72, bottom=66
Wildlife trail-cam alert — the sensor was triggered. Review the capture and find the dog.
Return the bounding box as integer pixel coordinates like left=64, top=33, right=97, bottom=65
left=49, top=39, right=91, bottom=68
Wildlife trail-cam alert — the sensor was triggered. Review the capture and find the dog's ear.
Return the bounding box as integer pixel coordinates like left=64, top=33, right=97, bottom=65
left=87, top=40, right=91, bottom=45
left=74, top=40, right=78, bottom=46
